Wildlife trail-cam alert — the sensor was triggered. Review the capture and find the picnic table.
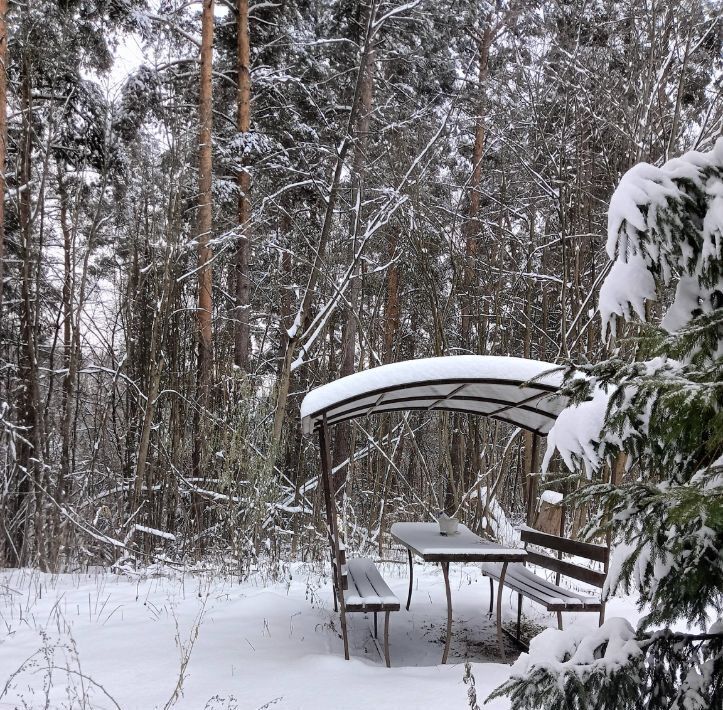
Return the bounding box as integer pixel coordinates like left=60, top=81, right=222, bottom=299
left=391, top=521, right=527, bottom=663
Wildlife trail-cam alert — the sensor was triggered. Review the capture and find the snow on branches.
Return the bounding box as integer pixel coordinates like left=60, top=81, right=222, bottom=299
left=602, top=137, right=723, bottom=345
left=545, top=139, right=723, bottom=480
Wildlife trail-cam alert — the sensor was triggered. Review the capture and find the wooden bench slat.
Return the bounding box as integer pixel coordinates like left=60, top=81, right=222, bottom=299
left=504, top=580, right=570, bottom=610
left=516, top=569, right=598, bottom=605
left=493, top=568, right=569, bottom=605
left=363, top=562, right=401, bottom=606
left=483, top=563, right=567, bottom=604
left=512, top=575, right=598, bottom=608
left=349, top=560, right=384, bottom=606
left=505, top=565, right=588, bottom=601
left=482, top=562, right=600, bottom=610
left=520, top=526, right=609, bottom=563
left=525, top=550, right=607, bottom=588
left=343, top=558, right=400, bottom=612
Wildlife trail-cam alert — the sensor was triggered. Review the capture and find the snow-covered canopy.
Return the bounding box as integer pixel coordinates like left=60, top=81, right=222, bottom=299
left=300, top=355, right=567, bottom=436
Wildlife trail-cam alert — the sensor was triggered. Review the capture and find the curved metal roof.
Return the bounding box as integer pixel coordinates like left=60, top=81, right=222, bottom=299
left=300, top=355, right=566, bottom=436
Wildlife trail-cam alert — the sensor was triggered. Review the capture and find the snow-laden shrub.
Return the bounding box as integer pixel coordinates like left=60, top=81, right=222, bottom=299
left=492, top=140, right=723, bottom=709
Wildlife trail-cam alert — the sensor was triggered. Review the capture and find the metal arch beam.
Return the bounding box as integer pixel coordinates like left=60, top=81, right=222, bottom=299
left=316, top=404, right=550, bottom=437
left=320, top=394, right=558, bottom=427
left=305, top=375, right=561, bottom=431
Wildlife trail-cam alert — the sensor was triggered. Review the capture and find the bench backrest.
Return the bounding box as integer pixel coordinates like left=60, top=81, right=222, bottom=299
left=521, top=525, right=609, bottom=588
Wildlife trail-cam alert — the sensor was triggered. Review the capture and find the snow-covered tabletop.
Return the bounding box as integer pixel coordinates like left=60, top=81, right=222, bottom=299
left=391, top=522, right=527, bottom=562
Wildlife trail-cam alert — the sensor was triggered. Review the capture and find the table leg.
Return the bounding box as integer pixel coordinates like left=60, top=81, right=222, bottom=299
left=384, top=611, right=391, bottom=668
left=442, top=561, right=452, bottom=665
left=406, top=549, right=414, bottom=610
left=496, top=561, right=508, bottom=662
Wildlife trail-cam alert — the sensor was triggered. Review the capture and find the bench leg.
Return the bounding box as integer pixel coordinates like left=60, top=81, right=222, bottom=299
left=557, top=611, right=563, bottom=631
left=384, top=611, right=391, bottom=668
left=599, top=602, right=606, bottom=627
left=333, top=585, right=338, bottom=613
left=442, top=561, right=452, bottom=664
left=516, top=592, right=522, bottom=641
left=488, top=577, right=494, bottom=616
left=374, top=612, right=378, bottom=639
left=406, top=549, right=414, bottom=610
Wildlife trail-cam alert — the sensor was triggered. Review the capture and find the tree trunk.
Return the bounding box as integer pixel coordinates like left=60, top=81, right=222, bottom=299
left=460, top=20, right=493, bottom=351
left=55, top=165, right=75, bottom=561
left=270, top=5, right=377, bottom=455
left=133, top=241, right=174, bottom=515
left=16, top=57, right=46, bottom=569
left=0, top=0, right=7, bottom=322
left=194, top=0, right=215, bottom=480
left=382, top=239, right=399, bottom=364
left=234, top=0, right=252, bottom=370
left=334, top=40, right=375, bottom=482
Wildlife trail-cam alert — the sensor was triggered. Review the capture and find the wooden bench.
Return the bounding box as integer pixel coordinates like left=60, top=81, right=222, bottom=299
left=330, top=539, right=400, bottom=667
left=482, top=525, right=609, bottom=646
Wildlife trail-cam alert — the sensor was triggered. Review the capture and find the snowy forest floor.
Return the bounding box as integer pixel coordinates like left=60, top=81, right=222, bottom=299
left=0, top=562, right=640, bottom=709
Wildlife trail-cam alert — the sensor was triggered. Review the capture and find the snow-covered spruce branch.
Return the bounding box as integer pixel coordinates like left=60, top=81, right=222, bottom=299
left=489, top=619, right=723, bottom=709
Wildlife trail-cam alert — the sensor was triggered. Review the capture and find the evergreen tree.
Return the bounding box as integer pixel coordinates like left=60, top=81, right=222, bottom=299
left=491, top=140, right=723, bottom=708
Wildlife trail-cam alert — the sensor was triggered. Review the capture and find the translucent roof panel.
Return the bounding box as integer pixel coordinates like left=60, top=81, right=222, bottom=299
left=300, top=355, right=567, bottom=436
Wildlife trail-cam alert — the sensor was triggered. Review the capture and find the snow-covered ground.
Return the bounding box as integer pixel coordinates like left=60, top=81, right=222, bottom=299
left=0, top=562, right=638, bottom=709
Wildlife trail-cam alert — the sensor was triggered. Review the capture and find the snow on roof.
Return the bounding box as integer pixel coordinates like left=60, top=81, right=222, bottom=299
left=300, top=355, right=566, bottom=436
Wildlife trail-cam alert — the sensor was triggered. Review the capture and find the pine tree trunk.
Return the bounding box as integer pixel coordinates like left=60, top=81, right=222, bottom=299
left=460, top=21, right=493, bottom=351
left=234, top=0, right=251, bottom=370
left=194, top=0, right=215, bottom=480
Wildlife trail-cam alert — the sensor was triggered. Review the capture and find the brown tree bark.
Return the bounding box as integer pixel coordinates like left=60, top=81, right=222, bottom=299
left=194, top=0, right=215, bottom=479
left=56, top=165, right=75, bottom=559
left=133, top=238, right=175, bottom=514
left=382, top=243, right=399, bottom=364
left=234, top=0, right=252, bottom=370
left=460, top=20, right=493, bottom=351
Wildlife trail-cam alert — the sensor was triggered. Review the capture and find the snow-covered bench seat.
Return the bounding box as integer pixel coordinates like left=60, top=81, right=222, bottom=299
left=342, top=557, right=400, bottom=667
left=482, top=525, right=608, bottom=645
left=481, top=562, right=602, bottom=611
left=344, top=558, right=400, bottom=611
